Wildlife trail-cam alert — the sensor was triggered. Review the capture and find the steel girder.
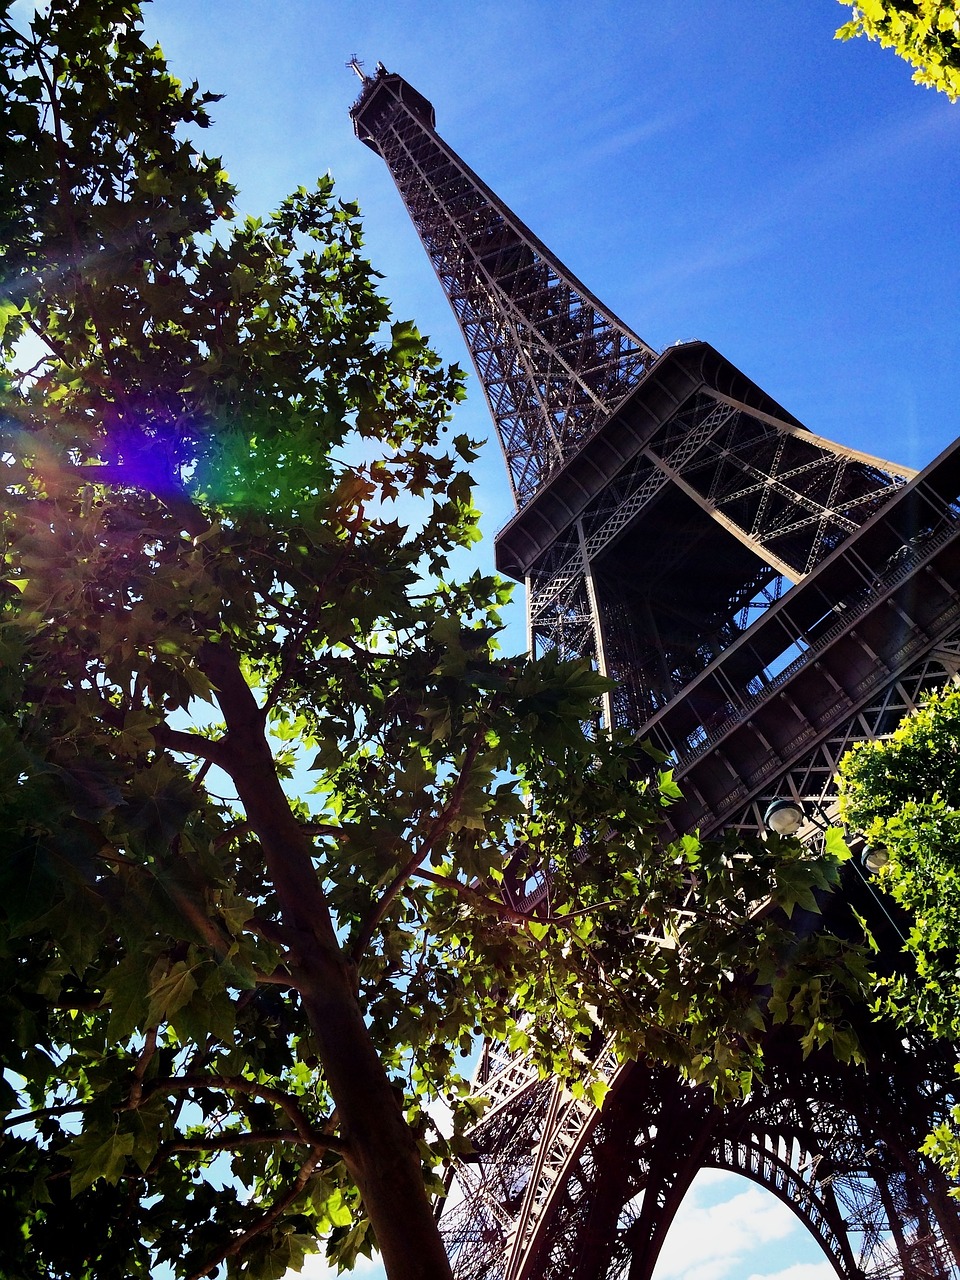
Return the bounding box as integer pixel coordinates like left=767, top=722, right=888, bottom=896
left=437, top=625, right=960, bottom=1280
left=523, top=386, right=914, bottom=728
left=524, top=1034, right=960, bottom=1280
left=723, top=629, right=960, bottom=845
left=351, top=65, right=960, bottom=1280
left=440, top=1041, right=960, bottom=1280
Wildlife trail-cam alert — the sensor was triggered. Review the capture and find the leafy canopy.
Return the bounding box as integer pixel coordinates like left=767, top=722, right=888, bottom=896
left=837, top=1, right=960, bottom=101
left=0, top=3, right=868, bottom=1278
left=839, top=686, right=960, bottom=1182
left=839, top=685, right=960, bottom=1038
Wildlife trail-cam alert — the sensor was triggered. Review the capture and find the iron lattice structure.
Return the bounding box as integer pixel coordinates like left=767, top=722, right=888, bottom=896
left=351, top=64, right=960, bottom=1280
left=350, top=63, right=655, bottom=507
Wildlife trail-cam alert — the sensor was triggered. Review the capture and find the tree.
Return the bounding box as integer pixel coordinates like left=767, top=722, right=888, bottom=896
left=838, top=684, right=960, bottom=1176
left=839, top=684, right=960, bottom=1035
left=836, top=1, right=960, bottom=101
left=0, top=4, right=869, bottom=1278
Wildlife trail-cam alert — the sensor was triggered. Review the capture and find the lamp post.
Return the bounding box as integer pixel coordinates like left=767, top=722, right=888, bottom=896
left=762, top=798, right=805, bottom=838
left=861, top=845, right=890, bottom=875
left=762, top=795, right=902, bottom=941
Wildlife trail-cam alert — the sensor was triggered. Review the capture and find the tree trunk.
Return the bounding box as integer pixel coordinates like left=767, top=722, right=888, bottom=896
left=201, top=642, right=454, bottom=1280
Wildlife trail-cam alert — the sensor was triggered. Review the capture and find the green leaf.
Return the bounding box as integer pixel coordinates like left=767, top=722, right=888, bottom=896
left=824, top=826, right=851, bottom=862
left=0, top=299, right=22, bottom=339
left=772, top=859, right=822, bottom=919
left=589, top=1079, right=609, bottom=1110
left=145, top=960, right=198, bottom=1027
left=68, top=1129, right=136, bottom=1196
left=328, top=1218, right=372, bottom=1270
left=105, top=955, right=152, bottom=1041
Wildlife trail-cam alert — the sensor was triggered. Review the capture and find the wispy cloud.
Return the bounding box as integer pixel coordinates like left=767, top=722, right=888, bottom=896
left=747, top=1264, right=836, bottom=1280
left=296, top=1251, right=384, bottom=1280
left=635, top=101, right=958, bottom=299
left=580, top=108, right=701, bottom=165
left=653, top=1175, right=798, bottom=1280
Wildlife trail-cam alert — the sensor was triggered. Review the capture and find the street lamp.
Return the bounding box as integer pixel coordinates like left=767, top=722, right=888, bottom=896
left=861, top=846, right=890, bottom=875
left=762, top=796, right=904, bottom=940
left=763, top=798, right=805, bottom=837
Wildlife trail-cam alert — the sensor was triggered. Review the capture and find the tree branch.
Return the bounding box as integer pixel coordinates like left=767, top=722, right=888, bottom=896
left=350, top=723, right=492, bottom=962
left=146, top=723, right=226, bottom=762
left=408, top=870, right=665, bottom=944
left=145, top=1074, right=343, bottom=1151
left=246, top=914, right=289, bottom=947
left=185, top=1148, right=325, bottom=1280
left=254, top=966, right=298, bottom=987
left=93, top=848, right=138, bottom=869
left=20, top=684, right=224, bottom=763
left=128, top=1026, right=158, bottom=1110
left=409, top=868, right=535, bottom=927
left=302, top=821, right=350, bottom=841
left=24, top=317, right=79, bottom=368
left=170, top=1129, right=305, bottom=1152
left=1, top=1102, right=87, bottom=1131
left=191, top=756, right=214, bottom=791
left=260, top=555, right=345, bottom=720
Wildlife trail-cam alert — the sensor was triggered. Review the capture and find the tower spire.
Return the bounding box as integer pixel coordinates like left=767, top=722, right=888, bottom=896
left=350, top=67, right=657, bottom=506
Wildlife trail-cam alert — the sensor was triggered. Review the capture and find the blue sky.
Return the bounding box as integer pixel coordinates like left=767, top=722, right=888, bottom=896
left=16, top=0, right=957, bottom=1275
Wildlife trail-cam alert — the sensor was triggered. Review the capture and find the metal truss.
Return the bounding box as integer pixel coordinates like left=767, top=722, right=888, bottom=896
left=727, top=628, right=960, bottom=841
left=438, top=628, right=960, bottom=1280
left=526, top=1038, right=960, bottom=1280
left=524, top=1030, right=960, bottom=1280
left=442, top=1046, right=960, bottom=1280
left=528, top=389, right=912, bottom=729
left=649, top=507, right=960, bottom=774
left=351, top=65, right=656, bottom=506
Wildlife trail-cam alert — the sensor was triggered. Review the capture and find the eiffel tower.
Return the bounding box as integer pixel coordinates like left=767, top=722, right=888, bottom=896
left=350, top=64, right=960, bottom=1280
